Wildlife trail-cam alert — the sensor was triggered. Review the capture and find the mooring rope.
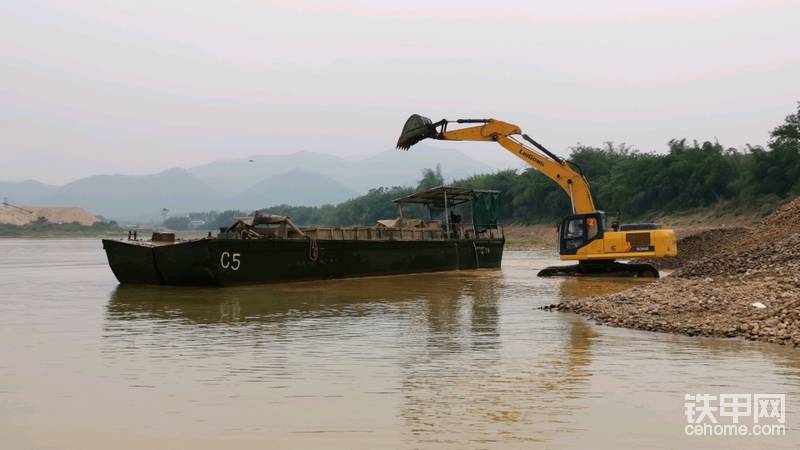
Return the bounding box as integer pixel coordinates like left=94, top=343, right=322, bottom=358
left=307, top=237, right=319, bottom=262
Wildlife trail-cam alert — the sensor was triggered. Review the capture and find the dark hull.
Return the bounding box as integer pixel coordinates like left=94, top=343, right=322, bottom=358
left=102, top=238, right=504, bottom=286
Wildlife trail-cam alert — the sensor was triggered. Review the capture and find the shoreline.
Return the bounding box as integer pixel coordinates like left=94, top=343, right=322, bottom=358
left=550, top=273, right=800, bottom=346
left=553, top=197, right=800, bottom=347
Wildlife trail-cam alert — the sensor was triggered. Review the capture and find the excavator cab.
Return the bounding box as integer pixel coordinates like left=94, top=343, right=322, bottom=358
left=546, top=211, right=675, bottom=278
left=539, top=210, right=664, bottom=277
left=559, top=212, right=605, bottom=255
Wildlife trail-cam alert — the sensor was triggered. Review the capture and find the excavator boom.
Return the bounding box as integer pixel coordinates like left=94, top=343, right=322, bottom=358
left=398, top=115, right=596, bottom=214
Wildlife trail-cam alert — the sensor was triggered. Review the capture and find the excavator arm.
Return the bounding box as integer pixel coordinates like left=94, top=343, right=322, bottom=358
left=396, top=115, right=596, bottom=214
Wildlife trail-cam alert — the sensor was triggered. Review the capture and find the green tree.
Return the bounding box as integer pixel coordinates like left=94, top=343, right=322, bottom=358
left=208, top=210, right=250, bottom=228
left=416, top=164, right=444, bottom=191
left=737, top=104, right=800, bottom=200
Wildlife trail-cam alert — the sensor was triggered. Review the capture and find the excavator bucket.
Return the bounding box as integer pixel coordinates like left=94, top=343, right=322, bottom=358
left=396, top=114, right=436, bottom=150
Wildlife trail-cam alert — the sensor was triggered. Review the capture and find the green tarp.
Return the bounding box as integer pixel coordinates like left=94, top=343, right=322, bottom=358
left=472, top=192, right=500, bottom=232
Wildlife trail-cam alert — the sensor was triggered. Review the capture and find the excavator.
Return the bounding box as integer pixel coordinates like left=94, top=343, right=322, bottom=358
left=396, top=114, right=677, bottom=278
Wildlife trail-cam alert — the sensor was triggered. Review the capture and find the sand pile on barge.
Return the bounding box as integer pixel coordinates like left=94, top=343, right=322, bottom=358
left=555, top=197, right=800, bottom=346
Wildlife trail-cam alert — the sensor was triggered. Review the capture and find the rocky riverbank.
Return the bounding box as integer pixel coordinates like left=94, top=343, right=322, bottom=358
left=553, top=197, right=800, bottom=346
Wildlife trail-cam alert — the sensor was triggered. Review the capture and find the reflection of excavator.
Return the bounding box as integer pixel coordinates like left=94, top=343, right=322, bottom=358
left=396, top=115, right=677, bottom=277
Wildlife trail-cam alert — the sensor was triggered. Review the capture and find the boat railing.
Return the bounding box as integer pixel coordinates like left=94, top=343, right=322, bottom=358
left=302, top=226, right=447, bottom=241
left=217, top=223, right=503, bottom=241
left=218, top=225, right=503, bottom=241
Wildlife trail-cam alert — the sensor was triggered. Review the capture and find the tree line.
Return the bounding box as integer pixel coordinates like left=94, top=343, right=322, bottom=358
left=174, top=104, right=800, bottom=229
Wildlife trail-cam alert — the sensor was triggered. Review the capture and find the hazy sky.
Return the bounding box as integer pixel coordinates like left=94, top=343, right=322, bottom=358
left=2, top=0, right=799, bottom=184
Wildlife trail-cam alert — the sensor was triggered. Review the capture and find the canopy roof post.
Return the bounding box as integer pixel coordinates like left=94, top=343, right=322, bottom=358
left=443, top=189, right=449, bottom=237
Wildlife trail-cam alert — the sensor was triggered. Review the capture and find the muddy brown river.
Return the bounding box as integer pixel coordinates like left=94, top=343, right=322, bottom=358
left=1, top=239, right=798, bottom=448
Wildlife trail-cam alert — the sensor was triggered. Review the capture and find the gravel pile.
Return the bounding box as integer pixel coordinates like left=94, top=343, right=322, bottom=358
left=759, top=196, right=800, bottom=236
left=673, top=198, right=800, bottom=278
left=554, top=197, right=800, bottom=346
left=673, top=233, right=800, bottom=278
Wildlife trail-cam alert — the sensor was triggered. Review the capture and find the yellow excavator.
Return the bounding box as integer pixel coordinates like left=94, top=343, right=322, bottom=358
left=396, top=115, right=677, bottom=277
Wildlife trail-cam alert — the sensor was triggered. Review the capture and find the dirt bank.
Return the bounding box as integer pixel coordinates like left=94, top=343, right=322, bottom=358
left=503, top=224, right=558, bottom=250
left=554, top=197, right=800, bottom=346
left=0, top=206, right=98, bottom=226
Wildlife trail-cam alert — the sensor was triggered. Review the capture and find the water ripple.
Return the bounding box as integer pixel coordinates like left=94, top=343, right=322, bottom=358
left=0, top=240, right=798, bottom=449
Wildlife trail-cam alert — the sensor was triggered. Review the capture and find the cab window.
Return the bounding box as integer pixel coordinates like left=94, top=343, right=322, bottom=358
left=565, top=218, right=584, bottom=239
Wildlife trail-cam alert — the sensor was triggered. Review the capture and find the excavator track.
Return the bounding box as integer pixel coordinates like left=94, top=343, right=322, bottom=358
left=537, top=260, right=660, bottom=278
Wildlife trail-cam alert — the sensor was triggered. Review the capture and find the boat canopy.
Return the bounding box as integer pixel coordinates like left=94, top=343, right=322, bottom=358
left=394, top=186, right=498, bottom=208
left=394, top=186, right=501, bottom=233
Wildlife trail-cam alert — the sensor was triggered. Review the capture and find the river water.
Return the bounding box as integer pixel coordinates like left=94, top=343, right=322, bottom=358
left=0, top=239, right=798, bottom=449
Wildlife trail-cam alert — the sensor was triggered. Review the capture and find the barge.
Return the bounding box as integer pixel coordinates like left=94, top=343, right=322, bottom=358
left=103, top=187, right=505, bottom=286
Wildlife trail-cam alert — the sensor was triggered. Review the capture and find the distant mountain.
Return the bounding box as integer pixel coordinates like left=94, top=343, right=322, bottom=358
left=189, top=151, right=349, bottom=194
left=1, top=148, right=495, bottom=220
left=228, top=169, right=358, bottom=209
left=5, top=167, right=358, bottom=219
left=0, top=180, right=59, bottom=205
left=39, top=168, right=221, bottom=218
left=188, top=146, right=491, bottom=193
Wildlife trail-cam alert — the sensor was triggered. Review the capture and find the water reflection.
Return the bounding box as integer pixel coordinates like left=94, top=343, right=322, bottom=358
left=399, top=312, right=597, bottom=446
left=106, top=274, right=502, bottom=373
left=104, top=271, right=605, bottom=446
left=107, top=272, right=495, bottom=328
left=6, top=241, right=800, bottom=449
left=99, top=262, right=800, bottom=448
left=557, top=276, right=651, bottom=300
